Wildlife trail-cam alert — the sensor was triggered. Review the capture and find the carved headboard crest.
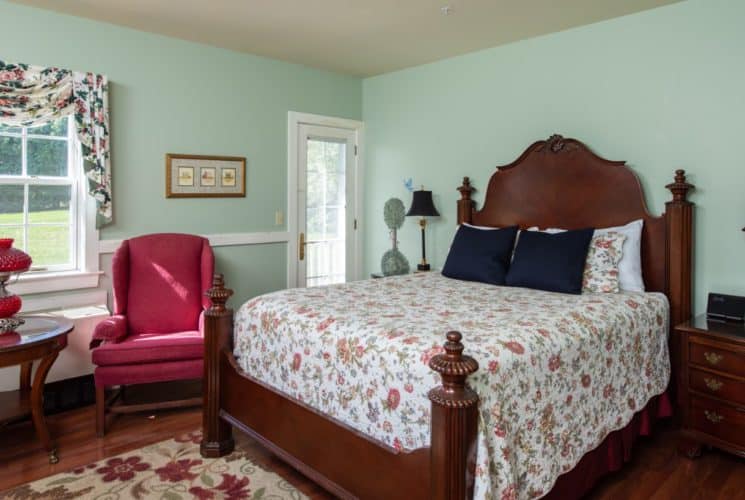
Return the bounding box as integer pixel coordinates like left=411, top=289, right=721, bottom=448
left=536, top=134, right=578, bottom=154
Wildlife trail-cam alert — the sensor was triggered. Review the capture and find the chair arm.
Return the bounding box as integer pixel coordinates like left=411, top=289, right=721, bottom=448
left=90, top=315, right=128, bottom=349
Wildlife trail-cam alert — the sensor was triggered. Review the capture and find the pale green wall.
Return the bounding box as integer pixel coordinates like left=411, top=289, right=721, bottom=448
left=3, top=0, right=744, bottom=316
left=0, top=0, right=361, bottom=305
left=363, top=0, right=745, bottom=315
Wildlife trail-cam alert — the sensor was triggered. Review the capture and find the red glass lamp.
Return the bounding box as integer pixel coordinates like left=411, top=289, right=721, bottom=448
left=0, top=238, right=32, bottom=319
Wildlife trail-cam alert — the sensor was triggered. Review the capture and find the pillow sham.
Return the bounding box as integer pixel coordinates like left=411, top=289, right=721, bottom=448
left=442, top=225, right=518, bottom=285
left=596, top=220, right=644, bottom=292
left=538, top=219, right=645, bottom=292
left=506, top=228, right=594, bottom=294
left=582, top=231, right=626, bottom=293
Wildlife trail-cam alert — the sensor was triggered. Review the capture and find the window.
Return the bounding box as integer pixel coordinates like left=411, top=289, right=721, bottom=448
left=0, top=115, right=98, bottom=291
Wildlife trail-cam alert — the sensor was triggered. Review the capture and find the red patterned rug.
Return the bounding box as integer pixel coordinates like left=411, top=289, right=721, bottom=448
left=0, top=431, right=306, bottom=499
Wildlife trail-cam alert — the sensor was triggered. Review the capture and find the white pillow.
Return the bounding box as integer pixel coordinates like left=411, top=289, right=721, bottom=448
left=527, top=226, right=562, bottom=234
left=462, top=223, right=499, bottom=230
left=537, top=220, right=645, bottom=292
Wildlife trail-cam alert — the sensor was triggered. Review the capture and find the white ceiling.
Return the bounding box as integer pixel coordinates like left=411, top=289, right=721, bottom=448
left=10, top=0, right=680, bottom=76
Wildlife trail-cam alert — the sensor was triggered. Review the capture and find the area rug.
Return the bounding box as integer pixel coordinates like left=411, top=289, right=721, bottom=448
left=0, top=430, right=307, bottom=500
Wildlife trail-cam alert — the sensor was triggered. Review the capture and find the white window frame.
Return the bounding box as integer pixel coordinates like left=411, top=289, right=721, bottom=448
left=0, top=116, right=100, bottom=294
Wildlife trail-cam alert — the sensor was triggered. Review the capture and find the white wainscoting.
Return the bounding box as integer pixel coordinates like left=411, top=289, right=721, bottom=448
left=98, top=231, right=291, bottom=254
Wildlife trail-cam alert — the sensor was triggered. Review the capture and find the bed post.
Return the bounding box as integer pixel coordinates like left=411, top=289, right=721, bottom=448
left=429, top=331, right=480, bottom=500
left=665, top=169, right=694, bottom=409
left=457, top=177, right=475, bottom=224
left=665, top=169, right=694, bottom=327
left=200, top=274, right=235, bottom=458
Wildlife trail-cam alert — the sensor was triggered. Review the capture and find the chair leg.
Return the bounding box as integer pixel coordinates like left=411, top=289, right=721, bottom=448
left=96, top=385, right=105, bottom=438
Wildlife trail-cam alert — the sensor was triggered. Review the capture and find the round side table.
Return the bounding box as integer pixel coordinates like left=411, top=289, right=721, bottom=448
left=0, top=315, right=73, bottom=464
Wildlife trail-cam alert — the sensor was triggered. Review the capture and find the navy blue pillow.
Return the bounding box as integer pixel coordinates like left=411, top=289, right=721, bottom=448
left=442, top=225, right=519, bottom=285
left=506, top=228, right=594, bottom=294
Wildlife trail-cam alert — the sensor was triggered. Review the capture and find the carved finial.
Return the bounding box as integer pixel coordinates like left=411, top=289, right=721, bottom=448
left=206, top=273, right=233, bottom=313
left=537, top=134, right=578, bottom=154
left=537, top=134, right=577, bottom=154
left=666, top=169, right=694, bottom=202
left=457, top=177, right=474, bottom=200
left=428, top=331, right=479, bottom=408
left=444, top=331, right=466, bottom=358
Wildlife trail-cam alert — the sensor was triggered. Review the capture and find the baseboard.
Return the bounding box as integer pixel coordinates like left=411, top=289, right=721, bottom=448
left=43, top=374, right=96, bottom=415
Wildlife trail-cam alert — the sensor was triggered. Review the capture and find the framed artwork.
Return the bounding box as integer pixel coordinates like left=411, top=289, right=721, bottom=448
left=166, top=154, right=246, bottom=198
left=177, top=166, right=194, bottom=186
left=200, top=167, right=216, bottom=187
left=221, top=168, right=237, bottom=187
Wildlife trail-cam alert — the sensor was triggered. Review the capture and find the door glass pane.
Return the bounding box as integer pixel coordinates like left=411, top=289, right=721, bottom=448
left=0, top=185, right=24, bottom=224
left=28, top=225, right=70, bottom=266
left=0, top=135, right=22, bottom=175
left=306, top=138, right=346, bottom=287
left=28, top=138, right=68, bottom=176
left=29, top=185, right=72, bottom=224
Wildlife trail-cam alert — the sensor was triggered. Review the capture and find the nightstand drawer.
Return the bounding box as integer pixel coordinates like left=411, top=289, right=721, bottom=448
left=690, top=396, right=745, bottom=448
left=689, top=369, right=745, bottom=405
left=689, top=340, right=745, bottom=377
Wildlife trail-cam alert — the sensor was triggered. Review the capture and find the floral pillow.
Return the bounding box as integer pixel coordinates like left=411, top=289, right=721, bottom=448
left=582, top=231, right=626, bottom=293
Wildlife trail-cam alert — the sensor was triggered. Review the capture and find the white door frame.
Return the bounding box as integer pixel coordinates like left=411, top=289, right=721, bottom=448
left=287, top=111, right=364, bottom=288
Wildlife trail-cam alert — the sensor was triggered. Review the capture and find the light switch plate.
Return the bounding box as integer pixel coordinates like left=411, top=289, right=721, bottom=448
left=275, top=211, right=284, bottom=226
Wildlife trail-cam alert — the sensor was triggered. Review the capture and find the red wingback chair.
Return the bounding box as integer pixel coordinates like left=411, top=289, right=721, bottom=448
left=90, top=233, right=213, bottom=436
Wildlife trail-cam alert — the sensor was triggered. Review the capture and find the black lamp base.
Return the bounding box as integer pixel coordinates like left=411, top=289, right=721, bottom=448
left=417, top=263, right=431, bottom=272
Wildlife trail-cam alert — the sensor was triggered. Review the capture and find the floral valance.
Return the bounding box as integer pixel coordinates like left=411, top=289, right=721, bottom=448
left=0, top=61, right=112, bottom=228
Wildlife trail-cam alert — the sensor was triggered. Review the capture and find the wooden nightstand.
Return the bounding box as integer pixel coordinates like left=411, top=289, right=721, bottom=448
left=676, top=314, right=745, bottom=459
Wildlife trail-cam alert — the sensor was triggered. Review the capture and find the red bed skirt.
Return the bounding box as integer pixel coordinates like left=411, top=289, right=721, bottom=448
left=544, top=391, right=673, bottom=499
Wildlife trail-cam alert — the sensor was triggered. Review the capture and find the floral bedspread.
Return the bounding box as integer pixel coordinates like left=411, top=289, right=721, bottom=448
left=233, top=272, right=670, bottom=499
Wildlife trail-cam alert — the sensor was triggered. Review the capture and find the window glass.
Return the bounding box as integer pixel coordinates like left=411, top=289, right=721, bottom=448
left=28, top=225, right=71, bottom=266
left=0, top=116, right=79, bottom=271
left=28, top=118, right=68, bottom=137
left=27, top=138, right=68, bottom=177
left=29, top=185, right=71, bottom=224
left=0, top=226, right=24, bottom=248
left=0, top=135, right=22, bottom=175
left=0, top=124, right=21, bottom=134
left=0, top=184, right=24, bottom=224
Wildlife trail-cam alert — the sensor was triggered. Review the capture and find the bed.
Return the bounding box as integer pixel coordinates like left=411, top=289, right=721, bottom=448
left=200, top=134, right=694, bottom=499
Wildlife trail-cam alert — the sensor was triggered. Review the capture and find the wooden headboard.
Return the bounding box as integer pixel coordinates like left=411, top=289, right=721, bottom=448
left=456, top=134, right=694, bottom=328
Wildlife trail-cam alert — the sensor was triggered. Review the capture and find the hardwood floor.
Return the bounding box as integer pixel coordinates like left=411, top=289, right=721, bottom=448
left=0, top=406, right=743, bottom=499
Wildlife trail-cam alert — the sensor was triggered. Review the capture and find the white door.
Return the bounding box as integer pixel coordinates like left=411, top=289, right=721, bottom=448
left=297, top=124, right=358, bottom=287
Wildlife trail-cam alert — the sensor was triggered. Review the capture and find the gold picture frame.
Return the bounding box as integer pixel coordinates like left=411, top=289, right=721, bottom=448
left=166, top=154, right=246, bottom=198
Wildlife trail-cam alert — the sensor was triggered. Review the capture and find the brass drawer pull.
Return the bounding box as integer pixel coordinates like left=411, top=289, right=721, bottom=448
left=703, top=377, right=723, bottom=391
left=703, top=352, right=723, bottom=365
left=704, top=410, right=724, bottom=424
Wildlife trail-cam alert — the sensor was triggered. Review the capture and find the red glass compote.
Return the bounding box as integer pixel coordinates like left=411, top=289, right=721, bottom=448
left=0, top=238, right=32, bottom=333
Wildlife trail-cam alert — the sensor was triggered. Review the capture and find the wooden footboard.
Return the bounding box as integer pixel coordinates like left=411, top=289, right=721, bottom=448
left=200, top=274, right=480, bottom=499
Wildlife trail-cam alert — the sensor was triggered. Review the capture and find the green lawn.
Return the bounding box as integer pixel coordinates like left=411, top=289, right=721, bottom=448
left=0, top=209, right=70, bottom=266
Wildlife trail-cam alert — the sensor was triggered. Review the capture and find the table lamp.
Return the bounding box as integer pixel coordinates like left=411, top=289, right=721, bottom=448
left=406, top=188, right=439, bottom=271
left=0, top=238, right=31, bottom=320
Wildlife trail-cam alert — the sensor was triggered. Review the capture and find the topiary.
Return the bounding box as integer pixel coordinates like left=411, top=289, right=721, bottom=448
left=380, top=198, right=410, bottom=276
